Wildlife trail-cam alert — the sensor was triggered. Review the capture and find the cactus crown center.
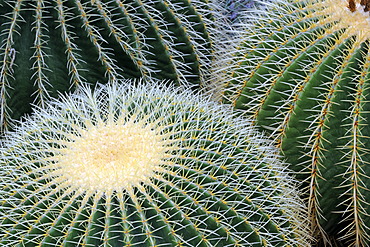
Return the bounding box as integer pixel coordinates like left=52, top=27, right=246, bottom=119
left=51, top=120, right=169, bottom=194
left=348, top=0, right=370, bottom=12
left=307, top=0, right=370, bottom=43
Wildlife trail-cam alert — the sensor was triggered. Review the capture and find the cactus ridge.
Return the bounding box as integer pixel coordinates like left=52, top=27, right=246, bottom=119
left=215, top=0, right=370, bottom=245
left=0, top=80, right=311, bottom=246
left=0, top=0, right=228, bottom=131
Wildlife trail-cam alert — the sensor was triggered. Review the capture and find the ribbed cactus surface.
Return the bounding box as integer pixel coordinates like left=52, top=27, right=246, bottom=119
left=219, top=0, right=370, bottom=245
left=0, top=0, right=225, bottom=131
left=0, top=81, right=311, bottom=246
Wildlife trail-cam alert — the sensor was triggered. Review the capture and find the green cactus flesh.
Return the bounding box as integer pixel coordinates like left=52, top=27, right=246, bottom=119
left=0, top=81, right=311, bottom=246
left=220, top=0, right=370, bottom=245
left=0, top=0, right=224, bottom=130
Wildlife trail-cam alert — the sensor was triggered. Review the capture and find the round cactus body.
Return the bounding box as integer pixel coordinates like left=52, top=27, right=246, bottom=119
left=219, top=0, right=370, bottom=245
left=0, top=81, right=311, bottom=246
left=0, top=0, right=227, bottom=131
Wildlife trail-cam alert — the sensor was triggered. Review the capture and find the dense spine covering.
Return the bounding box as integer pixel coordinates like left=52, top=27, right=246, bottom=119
left=0, top=0, right=227, bottom=131
left=0, top=81, right=311, bottom=246
left=217, top=0, right=370, bottom=245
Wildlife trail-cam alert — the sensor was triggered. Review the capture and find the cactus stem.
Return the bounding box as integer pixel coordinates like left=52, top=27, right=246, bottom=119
left=0, top=81, right=312, bottom=246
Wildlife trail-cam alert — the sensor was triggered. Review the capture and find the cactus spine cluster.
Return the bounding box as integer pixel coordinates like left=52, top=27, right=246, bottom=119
left=0, top=81, right=311, bottom=246
left=0, top=0, right=227, bottom=131
left=218, top=0, right=370, bottom=245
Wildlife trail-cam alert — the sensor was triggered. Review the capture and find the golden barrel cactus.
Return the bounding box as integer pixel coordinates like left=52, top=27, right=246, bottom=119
left=0, top=81, right=311, bottom=246
left=217, top=0, right=370, bottom=245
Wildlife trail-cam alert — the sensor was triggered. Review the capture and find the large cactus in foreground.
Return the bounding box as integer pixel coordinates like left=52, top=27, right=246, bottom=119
left=217, top=0, right=370, bottom=245
left=0, top=81, right=311, bottom=246
left=0, top=0, right=226, bottom=130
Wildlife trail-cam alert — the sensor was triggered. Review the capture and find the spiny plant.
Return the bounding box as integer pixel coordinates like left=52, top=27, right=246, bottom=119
left=0, top=0, right=228, bottom=131
left=0, top=80, right=311, bottom=246
left=217, top=0, right=370, bottom=245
